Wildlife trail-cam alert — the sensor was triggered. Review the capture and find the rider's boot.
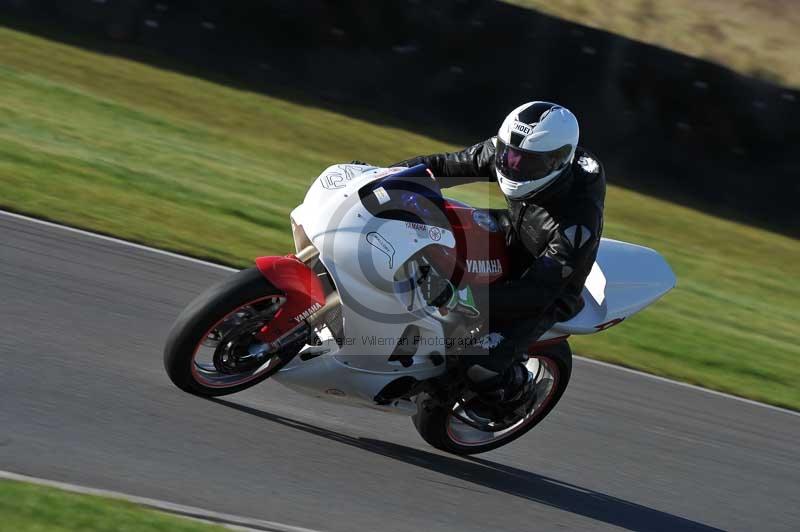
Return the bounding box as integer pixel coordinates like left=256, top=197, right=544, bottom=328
left=466, top=362, right=536, bottom=420
left=481, top=362, right=535, bottom=406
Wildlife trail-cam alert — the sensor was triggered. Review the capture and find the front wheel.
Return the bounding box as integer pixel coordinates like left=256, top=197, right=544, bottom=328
left=413, top=341, right=572, bottom=455
left=163, top=268, right=300, bottom=397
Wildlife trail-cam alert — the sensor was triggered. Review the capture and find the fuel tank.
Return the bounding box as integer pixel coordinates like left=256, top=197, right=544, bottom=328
left=426, top=198, right=510, bottom=286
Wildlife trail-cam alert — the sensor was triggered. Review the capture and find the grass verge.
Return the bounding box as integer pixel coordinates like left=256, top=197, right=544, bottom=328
left=0, top=479, right=225, bottom=532
left=0, top=27, right=798, bottom=409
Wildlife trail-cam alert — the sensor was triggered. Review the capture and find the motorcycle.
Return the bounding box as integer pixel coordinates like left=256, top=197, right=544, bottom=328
left=164, top=163, right=675, bottom=455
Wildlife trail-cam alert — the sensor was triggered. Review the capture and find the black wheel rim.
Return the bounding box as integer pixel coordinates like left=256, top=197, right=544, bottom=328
left=445, top=356, right=560, bottom=447
left=190, top=296, right=286, bottom=388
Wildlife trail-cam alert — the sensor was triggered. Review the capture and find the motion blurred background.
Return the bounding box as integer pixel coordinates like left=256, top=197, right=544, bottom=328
left=0, top=2, right=797, bottom=407
left=1, top=2, right=799, bottom=529
left=5, top=0, right=799, bottom=230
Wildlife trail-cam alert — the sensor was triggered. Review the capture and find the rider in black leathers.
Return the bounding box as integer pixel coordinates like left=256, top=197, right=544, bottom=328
left=394, top=102, right=606, bottom=405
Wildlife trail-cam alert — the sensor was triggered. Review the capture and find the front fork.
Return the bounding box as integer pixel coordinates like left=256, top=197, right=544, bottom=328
left=251, top=246, right=340, bottom=356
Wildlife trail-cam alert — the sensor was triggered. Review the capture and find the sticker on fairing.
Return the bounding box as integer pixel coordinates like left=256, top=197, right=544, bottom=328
left=292, top=302, right=323, bottom=322
left=466, top=258, right=503, bottom=274
left=366, top=232, right=395, bottom=268
left=373, top=186, right=390, bottom=205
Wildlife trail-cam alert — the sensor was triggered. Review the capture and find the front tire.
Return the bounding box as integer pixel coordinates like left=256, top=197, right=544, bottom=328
left=413, top=341, right=572, bottom=455
left=164, top=268, right=298, bottom=397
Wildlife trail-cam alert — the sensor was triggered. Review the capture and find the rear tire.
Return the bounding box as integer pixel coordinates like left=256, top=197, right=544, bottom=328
left=413, top=341, right=572, bottom=455
left=163, top=268, right=296, bottom=397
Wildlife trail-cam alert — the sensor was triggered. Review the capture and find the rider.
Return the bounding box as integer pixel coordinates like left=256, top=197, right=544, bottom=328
left=394, top=101, right=606, bottom=408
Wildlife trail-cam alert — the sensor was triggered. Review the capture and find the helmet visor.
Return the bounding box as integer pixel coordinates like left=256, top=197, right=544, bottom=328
left=495, top=138, right=572, bottom=182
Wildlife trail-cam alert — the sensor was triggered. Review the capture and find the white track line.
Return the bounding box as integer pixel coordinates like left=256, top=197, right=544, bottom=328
left=0, top=470, right=323, bottom=532
left=0, top=209, right=237, bottom=273
left=2, top=209, right=798, bottom=418
left=573, top=356, right=799, bottom=418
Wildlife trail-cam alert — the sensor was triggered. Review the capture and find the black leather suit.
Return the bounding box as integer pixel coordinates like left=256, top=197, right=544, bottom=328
left=394, top=138, right=606, bottom=390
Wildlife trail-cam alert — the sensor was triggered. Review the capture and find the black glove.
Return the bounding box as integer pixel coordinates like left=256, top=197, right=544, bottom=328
left=419, top=270, right=455, bottom=309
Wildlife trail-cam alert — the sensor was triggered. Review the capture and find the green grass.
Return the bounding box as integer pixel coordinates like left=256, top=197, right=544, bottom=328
left=0, top=479, right=225, bottom=532
left=0, top=27, right=798, bottom=409
left=506, top=0, right=800, bottom=87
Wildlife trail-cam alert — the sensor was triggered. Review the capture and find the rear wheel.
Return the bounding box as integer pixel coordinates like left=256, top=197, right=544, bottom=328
left=164, top=268, right=301, bottom=397
left=413, top=341, right=572, bottom=455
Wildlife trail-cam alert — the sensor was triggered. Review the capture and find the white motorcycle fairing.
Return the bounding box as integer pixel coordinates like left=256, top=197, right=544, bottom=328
left=272, top=165, right=675, bottom=413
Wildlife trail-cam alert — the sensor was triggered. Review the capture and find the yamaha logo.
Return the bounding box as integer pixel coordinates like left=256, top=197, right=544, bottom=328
left=466, top=259, right=503, bottom=274
left=293, top=302, right=323, bottom=322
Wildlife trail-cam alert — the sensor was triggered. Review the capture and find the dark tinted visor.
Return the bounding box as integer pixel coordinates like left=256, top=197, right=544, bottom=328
left=495, top=138, right=572, bottom=182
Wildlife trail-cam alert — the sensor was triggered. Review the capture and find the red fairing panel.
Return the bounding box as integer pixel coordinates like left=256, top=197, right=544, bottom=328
left=426, top=200, right=510, bottom=286
left=254, top=255, right=326, bottom=341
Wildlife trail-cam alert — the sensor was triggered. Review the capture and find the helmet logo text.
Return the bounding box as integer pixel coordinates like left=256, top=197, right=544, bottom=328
left=512, top=120, right=533, bottom=136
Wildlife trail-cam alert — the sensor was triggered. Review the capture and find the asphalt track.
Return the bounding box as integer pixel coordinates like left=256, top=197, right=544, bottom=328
left=1, top=210, right=798, bottom=532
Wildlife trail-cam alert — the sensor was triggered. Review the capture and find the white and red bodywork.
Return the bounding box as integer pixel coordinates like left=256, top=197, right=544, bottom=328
left=251, top=164, right=675, bottom=413
left=428, top=199, right=510, bottom=286
left=254, top=256, right=326, bottom=342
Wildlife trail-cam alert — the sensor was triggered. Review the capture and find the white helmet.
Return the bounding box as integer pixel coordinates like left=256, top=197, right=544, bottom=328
left=495, top=101, right=579, bottom=200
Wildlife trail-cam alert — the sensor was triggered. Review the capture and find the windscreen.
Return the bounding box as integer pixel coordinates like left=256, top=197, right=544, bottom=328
left=358, top=165, right=449, bottom=228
